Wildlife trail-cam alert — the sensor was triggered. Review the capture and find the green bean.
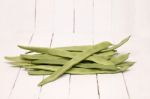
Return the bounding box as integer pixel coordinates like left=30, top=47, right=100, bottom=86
left=54, top=45, right=92, bottom=52
left=117, top=61, right=135, bottom=69
left=28, top=70, right=53, bottom=75
left=77, top=63, right=116, bottom=70
left=110, top=53, right=130, bottom=64
left=87, top=55, right=115, bottom=66
left=5, top=56, right=30, bottom=63
left=103, top=36, right=130, bottom=52
left=95, top=51, right=117, bottom=59
left=117, top=61, right=135, bottom=71
left=38, top=41, right=112, bottom=86
left=5, top=56, right=23, bottom=61
left=5, top=56, right=67, bottom=66
left=9, top=62, right=31, bottom=66
left=32, top=58, right=68, bottom=65
left=18, top=45, right=77, bottom=58
left=21, top=54, right=61, bottom=60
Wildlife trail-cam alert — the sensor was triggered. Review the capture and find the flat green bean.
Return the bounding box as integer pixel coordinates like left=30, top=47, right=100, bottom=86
left=32, top=58, right=68, bottom=65
left=21, top=54, right=61, bottom=60
left=28, top=70, right=53, bottom=75
left=5, top=56, right=31, bottom=63
left=18, top=45, right=77, bottom=58
left=9, top=62, right=31, bottom=66
left=87, top=55, right=114, bottom=66
left=54, top=45, right=92, bottom=52
left=110, top=53, right=130, bottom=64
left=103, top=36, right=130, bottom=52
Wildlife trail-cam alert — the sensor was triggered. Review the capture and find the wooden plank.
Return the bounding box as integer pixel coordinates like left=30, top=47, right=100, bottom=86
left=0, top=33, right=33, bottom=99
left=0, top=0, right=34, bottom=98
left=74, top=0, right=93, bottom=33
left=133, top=0, right=150, bottom=37
left=94, top=0, right=111, bottom=36
left=94, top=0, right=131, bottom=99
left=123, top=36, right=150, bottom=99
left=35, top=0, right=54, bottom=33
left=0, top=0, right=35, bottom=33
left=69, top=0, right=99, bottom=99
left=53, top=0, right=73, bottom=33
left=123, top=0, right=150, bottom=98
left=8, top=0, right=54, bottom=98
left=111, top=0, right=133, bottom=36
left=39, top=0, right=74, bottom=99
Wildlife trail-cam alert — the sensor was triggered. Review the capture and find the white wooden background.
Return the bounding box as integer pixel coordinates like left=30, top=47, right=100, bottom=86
left=0, top=0, right=150, bottom=99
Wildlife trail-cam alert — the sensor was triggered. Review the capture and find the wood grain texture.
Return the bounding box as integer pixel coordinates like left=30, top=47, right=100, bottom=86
left=10, top=0, right=54, bottom=98
left=123, top=1, right=150, bottom=99
left=39, top=0, right=74, bottom=99
left=40, top=33, right=73, bottom=99
left=94, top=0, right=132, bottom=99
left=0, top=33, right=33, bottom=99
left=0, top=0, right=34, bottom=99
left=1, top=0, right=150, bottom=99
left=69, top=0, right=99, bottom=99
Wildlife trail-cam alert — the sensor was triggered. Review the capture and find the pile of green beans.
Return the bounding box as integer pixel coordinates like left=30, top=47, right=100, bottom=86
left=5, top=36, right=135, bottom=86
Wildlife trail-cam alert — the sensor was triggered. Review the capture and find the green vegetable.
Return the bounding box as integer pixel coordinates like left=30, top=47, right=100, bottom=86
left=21, top=54, right=61, bottom=60
left=110, top=53, right=130, bottom=64
left=5, top=56, right=31, bottom=63
left=54, top=45, right=92, bottom=52
left=28, top=70, right=53, bottom=75
left=103, top=36, right=130, bottom=52
left=18, top=45, right=77, bottom=58
left=4, top=36, right=134, bottom=86
left=38, top=41, right=112, bottom=86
